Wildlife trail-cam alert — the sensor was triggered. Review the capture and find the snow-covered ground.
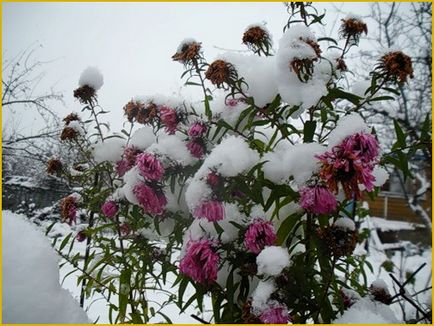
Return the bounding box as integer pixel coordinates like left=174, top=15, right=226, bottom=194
left=3, top=209, right=432, bottom=323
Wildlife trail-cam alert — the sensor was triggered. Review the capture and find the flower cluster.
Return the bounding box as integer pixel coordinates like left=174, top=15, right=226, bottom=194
left=186, top=121, right=207, bottom=159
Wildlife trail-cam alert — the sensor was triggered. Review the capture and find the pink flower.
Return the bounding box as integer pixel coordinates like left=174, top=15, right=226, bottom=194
left=116, top=146, right=141, bottom=177
left=116, top=160, right=130, bottom=177
left=179, top=239, right=219, bottom=284
left=317, top=132, right=379, bottom=199
left=76, top=230, right=87, bottom=242
left=136, top=152, right=164, bottom=181
left=120, top=223, right=131, bottom=236
left=299, top=186, right=337, bottom=215
left=193, top=200, right=225, bottom=222
left=259, top=303, right=290, bottom=324
left=101, top=200, right=118, bottom=218
left=244, top=219, right=277, bottom=254
left=187, top=139, right=205, bottom=158
left=159, top=106, right=178, bottom=134
left=188, top=121, right=207, bottom=138
left=206, top=172, right=220, bottom=188
left=133, top=183, right=166, bottom=215
left=226, top=98, right=239, bottom=107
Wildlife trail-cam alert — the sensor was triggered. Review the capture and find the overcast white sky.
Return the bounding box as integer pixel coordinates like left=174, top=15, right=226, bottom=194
left=3, top=2, right=378, bottom=136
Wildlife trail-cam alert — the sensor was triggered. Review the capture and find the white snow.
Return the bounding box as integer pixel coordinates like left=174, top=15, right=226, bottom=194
left=333, top=297, right=401, bottom=324
left=176, top=38, right=198, bottom=53
left=371, top=279, right=390, bottom=293
left=121, top=166, right=144, bottom=205
left=67, top=120, right=85, bottom=135
left=3, top=210, right=90, bottom=324
left=256, top=246, right=291, bottom=276
left=93, top=137, right=126, bottom=163
left=372, top=166, right=389, bottom=187
left=334, top=217, right=356, bottom=231
left=327, top=113, right=369, bottom=148
left=78, top=66, right=104, bottom=90
left=352, top=80, right=371, bottom=98
left=129, top=126, right=156, bottom=150
left=147, top=134, right=196, bottom=166
left=251, top=280, right=276, bottom=311
left=184, top=179, right=212, bottom=211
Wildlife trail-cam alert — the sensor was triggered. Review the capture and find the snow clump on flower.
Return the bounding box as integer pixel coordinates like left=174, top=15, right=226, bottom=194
left=78, top=66, right=104, bottom=90
left=256, top=246, right=291, bottom=276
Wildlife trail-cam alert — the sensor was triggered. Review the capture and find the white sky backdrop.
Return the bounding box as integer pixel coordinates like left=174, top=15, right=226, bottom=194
left=3, top=2, right=386, bottom=136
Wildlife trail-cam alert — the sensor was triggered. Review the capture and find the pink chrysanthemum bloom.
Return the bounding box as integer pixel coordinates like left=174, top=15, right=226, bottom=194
left=116, top=146, right=141, bottom=177
left=159, top=106, right=178, bottom=134
left=76, top=230, right=87, bottom=242
left=226, top=98, right=239, bottom=107
left=259, top=302, right=290, bottom=324
left=299, top=185, right=337, bottom=215
left=133, top=183, right=166, bottom=215
left=194, top=200, right=224, bottom=222
left=115, top=159, right=130, bottom=177
left=136, top=152, right=164, bottom=181
left=244, top=219, right=277, bottom=254
left=101, top=200, right=118, bottom=218
left=187, top=139, right=205, bottom=159
left=206, top=172, right=220, bottom=188
left=317, top=132, right=379, bottom=199
left=179, top=239, right=220, bottom=284
left=188, top=121, right=207, bottom=138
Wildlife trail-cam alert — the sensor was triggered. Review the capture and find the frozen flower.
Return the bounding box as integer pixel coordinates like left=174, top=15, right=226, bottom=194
left=46, top=158, right=63, bottom=175
left=317, top=132, right=379, bottom=199
left=116, top=160, right=130, bottom=177
left=244, top=219, right=277, bottom=254
left=136, top=152, right=164, bottom=181
left=179, top=239, right=219, bottom=284
left=317, top=222, right=358, bottom=257
left=226, top=98, right=239, bottom=107
left=60, top=127, right=78, bottom=141
left=60, top=195, right=78, bottom=225
left=159, top=106, right=178, bottom=134
left=188, top=121, right=207, bottom=138
left=186, top=139, right=205, bottom=159
left=123, top=100, right=158, bottom=124
left=133, top=183, right=166, bottom=216
left=63, top=113, right=81, bottom=125
left=259, top=302, right=290, bottom=324
left=339, top=16, right=368, bottom=44
left=205, top=60, right=237, bottom=88
left=242, top=25, right=272, bottom=55
left=73, top=85, right=96, bottom=104
left=193, top=200, right=224, bottom=222
left=206, top=172, right=221, bottom=188
left=369, top=279, right=392, bottom=304
left=172, top=39, right=202, bottom=64
left=289, top=37, right=321, bottom=82
left=116, top=146, right=141, bottom=177
left=101, top=200, right=118, bottom=218
left=377, top=51, right=414, bottom=83
left=123, top=100, right=144, bottom=122
left=299, top=185, right=337, bottom=215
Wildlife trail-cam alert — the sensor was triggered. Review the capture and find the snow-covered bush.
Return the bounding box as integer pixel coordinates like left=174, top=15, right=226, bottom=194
left=48, top=3, right=430, bottom=324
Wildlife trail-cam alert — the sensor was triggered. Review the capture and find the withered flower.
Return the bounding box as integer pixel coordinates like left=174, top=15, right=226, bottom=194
left=377, top=51, right=414, bottom=83
left=369, top=282, right=393, bottom=305
left=317, top=224, right=358, bottom=258
left=123, top=100, right=145, bottom=122
left=60, top=195, right=77, bottom=225
left=242, top=25, right=272, bottom=56
left=63, top=113, right=80, bottom=125
left=205, top=60, right=237, bottom=88
left=172, top=40, right=202, bottom=64
left=73, top=85, right=96, bottom=104
left=289, top=38, right=321, bottom=82
left=137, top=102, right=158, bottom=124
left=336, top=57, right=348, bottom=72
left=339, top=17, right=368, bottom=45
left=46, top=158, right=63, bottom=175
left=60, top=127, right=78, bottom=141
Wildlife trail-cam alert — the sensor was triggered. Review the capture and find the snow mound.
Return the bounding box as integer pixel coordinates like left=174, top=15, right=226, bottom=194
left=93, top=137, right=125, bottom=163
left=3, top=210, right=90, bottom=323
left=78, top=66, right=104, bottom=90
left=256, top=246, right=291, bottom=276
left=327, top=114, right=368, bottom=148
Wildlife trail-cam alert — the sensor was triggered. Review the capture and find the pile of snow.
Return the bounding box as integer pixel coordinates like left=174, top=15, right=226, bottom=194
left=210, top=92, right=250, bottom=127
left=263, top=141, right=325, bottom=186
left=78, top=66, right=104, bottom=90
left=93, top=137, right=125, bottom=163
left=3, top=210, right=90, bottom=323
left=251, top=280, right=276, bottom=310
left=67, top=120, right=85, bottom=136
left=147, top=133, right=196, bottom=166
left=333, top=297, right=401, bottom=324
left=334, top=217, right=356, bottom=231
left=256, top=246, right=291, bottom=276
left=129, top=126, right=156, bottom=150
left=327, top=114, right=368, bottom=148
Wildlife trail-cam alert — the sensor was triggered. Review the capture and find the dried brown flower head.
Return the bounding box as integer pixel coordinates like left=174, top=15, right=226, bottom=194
left=289, top=37, right=322, bottom=82
left=340, top=17, right=368, bottom=44
left=63, top=113, right=80, bottom=125
left=242, top=25, right=272, bottom=55
left=60, top=127, right=78, bottom=141
left=205, top=60, right=237, bottom=88
left=123, top=100, right=144, bottom=122
left=369, top=284, right=393, bottom=305
left=73, top=85, right=96, bottom=104
left=60, top=196, right=76, bottom=223
left=378, top=51, right=414, bottom=83
left=172, top=41, right=202, bottom=64
left=46, top=158, right=63, bottom=175
left=317, top=225, right=358, bottom=258
left=137, top=102, right=158, bottom=124
left=336, top=57, right=348, bottom=71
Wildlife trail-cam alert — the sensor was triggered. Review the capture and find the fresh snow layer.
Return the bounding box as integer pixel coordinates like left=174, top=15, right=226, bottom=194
left=93, top=137, right=125, bottom=163
left=256, top=246, right=291, bottom=276
left=251, top=280, right=276, bottom=311
left=334, top=217, right=356, bottom=231
left=78, top=66, right=104, bottom=90
left=327, top=113, right=368, bottom=148
left=3, top=210, right=90, bottom=324
left=129, top=126, right=156, bottom=150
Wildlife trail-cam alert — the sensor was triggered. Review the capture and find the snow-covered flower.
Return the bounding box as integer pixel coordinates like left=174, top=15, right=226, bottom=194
left=258, top=302, right=290, bottom=324
left=179, top=239, right=219, bottom=284
left=133, top=183, right=166, bottom=215
left=172, top=39, right=202, bottom=64
left=339, top=15, right=367, bottom=45
left=205, top=60, right=237, bottom=88
left=188, top=121, right=207, bottom=138
left=299, top=185, right=337, bottom=215
left=135, top=152, right=164, bottom=181
left=256, top=246, right=291, bottom=276
left=244, top=219, right=277, bottom=254
left=242, top=24, right=272, bottom=55
left=101, top=201, right=118, bottom=218
left=186, top=139, right=205, bottom=159
left=159, top=106, right=178, bottom=134
left=193, top=200, right=225, bottom=222
left=46, top=158, right=63, bottom=175
left=206, top=172, right=221, bottom=188
left=74, top=67, right=103, bottom=103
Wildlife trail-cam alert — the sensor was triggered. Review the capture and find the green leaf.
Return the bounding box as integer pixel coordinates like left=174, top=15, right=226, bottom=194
left=276, top=213, right=301, bottom=245
left=303, top=120, right=317, bottom=143
left=59, top=233, right=72, bottom=251
left=393, top=120, right=406, bottom=148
